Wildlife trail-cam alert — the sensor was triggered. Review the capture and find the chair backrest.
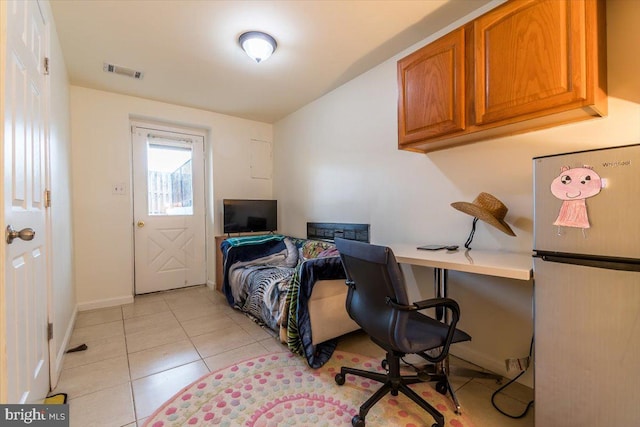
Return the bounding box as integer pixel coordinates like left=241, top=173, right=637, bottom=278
left=335, top=238, right=412, bottom=351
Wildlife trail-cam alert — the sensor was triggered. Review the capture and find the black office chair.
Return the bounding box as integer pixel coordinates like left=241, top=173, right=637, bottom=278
left=334, top=238, right=471, bottom=427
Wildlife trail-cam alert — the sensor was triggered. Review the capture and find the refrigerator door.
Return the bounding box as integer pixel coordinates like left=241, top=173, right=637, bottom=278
left=534, top=144, right=640, bottom=259
left=534, top=258, right=640, bottom=426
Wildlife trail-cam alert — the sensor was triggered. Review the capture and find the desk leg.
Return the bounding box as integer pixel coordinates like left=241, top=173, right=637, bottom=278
left=433, top=268, right=460, bottom=412
left=434, top=268, right=448, bottom=323
left=432, top=267, right=501, bottom=415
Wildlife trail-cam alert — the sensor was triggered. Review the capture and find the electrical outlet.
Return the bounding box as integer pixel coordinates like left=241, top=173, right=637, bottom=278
left=505, top=357, right=530, bottom=373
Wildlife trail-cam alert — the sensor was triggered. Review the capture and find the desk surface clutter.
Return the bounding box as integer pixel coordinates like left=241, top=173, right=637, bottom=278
left=389, top=244, right=533, bottom=281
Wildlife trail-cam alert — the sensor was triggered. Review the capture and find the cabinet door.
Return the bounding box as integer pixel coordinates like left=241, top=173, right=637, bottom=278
left=397, top=28, right=466, bottom=145
left=474, top=0, right=588, bottom=125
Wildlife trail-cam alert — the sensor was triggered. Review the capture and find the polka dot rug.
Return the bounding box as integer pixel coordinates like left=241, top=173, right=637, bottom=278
left=143, top=351, right=475, bottom=427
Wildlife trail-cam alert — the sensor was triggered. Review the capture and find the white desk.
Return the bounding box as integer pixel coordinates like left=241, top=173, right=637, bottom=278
left=389, top=244, right=532, bottom=324
left=388, top=244, right=533, bottom=407
left=389, top=244, right=533, bottom=281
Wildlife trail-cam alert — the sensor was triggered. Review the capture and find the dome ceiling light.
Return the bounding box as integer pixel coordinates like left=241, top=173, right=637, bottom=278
left=238, top=31, right=277, bottom=63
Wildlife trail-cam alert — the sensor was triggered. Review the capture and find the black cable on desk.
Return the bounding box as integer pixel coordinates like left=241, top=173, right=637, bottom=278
left=491, top=336, right=534, bottom=419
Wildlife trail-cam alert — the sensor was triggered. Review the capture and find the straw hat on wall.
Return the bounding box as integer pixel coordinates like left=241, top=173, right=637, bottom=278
left=451, top=192, right=516, bottom=236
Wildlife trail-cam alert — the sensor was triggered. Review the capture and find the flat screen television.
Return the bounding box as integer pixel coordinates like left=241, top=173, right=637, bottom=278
left=223, top=199, right=277, bottom=234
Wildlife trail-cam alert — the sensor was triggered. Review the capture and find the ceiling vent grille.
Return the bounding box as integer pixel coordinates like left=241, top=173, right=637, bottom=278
left=103, top=62, right=144, bottom=79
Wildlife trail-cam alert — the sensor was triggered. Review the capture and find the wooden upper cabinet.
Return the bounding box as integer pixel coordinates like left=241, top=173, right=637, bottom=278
left=398, top=0, right=607, bottom=153
left=397, top=28, right=466, bottom=146
left=474, top=0, right=602, bottom=125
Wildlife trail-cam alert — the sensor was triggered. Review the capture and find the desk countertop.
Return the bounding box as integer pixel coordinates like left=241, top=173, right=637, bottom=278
left=389, top=244, right=533, bottom=281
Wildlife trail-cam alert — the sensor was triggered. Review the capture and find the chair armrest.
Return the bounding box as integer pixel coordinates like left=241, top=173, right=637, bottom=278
left=386, top=297, right=459, bottom=316
left=413, top=297, right=460, bottom=314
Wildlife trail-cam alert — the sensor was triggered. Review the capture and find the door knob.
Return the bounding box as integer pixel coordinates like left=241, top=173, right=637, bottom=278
left=6, top=225, right=35, bottom=244
left=137, top=221, right=145, bottom=228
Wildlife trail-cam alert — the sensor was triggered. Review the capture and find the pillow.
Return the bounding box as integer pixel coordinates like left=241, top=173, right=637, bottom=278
left=281, top=237, right=299, bottom=267
left=301, top=240, right=336, bottom=260
left=317, top=247, right=339, bottom=258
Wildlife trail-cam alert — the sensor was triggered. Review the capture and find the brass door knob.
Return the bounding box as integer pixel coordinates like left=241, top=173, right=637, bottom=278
left=137, top=221, right=145, bottom=228
left=6, top=225, right=35, bottom=244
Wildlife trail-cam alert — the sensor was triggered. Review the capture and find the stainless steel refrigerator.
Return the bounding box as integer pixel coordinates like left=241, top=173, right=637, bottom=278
left=533, top=144, right=640, bottom=426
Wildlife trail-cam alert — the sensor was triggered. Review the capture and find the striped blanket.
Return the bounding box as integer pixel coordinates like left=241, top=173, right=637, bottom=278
left=221, top=235, right=345, bottom=367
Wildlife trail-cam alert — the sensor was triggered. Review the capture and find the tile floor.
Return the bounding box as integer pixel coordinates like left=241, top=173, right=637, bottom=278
left=53, top=285, right=534, bottom=427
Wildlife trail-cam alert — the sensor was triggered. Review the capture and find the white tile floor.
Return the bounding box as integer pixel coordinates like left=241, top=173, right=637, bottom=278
left=53, top=285, right=534, bottom=427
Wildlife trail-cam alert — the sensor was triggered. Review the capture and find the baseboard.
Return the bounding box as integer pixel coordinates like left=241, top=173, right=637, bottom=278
left=50, top=306, right=78, bottom=390
left=206, top=280, right=215, bottom=290
left=451, top=344, right=533, bottom=388
left=77, top=295, right=134, bottom=311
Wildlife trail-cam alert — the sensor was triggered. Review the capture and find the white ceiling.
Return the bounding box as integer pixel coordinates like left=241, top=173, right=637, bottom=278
left=50, top=0, right=492, bottom=123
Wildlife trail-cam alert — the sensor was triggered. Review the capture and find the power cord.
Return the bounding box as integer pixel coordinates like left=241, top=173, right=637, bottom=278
left=491, top=336, right=534, bottom=419
left=400, top=356, right=419, bottom=371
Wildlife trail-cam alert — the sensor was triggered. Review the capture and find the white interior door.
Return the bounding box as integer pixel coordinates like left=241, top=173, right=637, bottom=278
left=2, top=0, right=50, bottom=403
left=132, top=125, right=206, bottom=294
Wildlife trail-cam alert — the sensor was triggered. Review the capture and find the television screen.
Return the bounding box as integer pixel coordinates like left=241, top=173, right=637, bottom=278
left=223, top=199, right=277, bottom=233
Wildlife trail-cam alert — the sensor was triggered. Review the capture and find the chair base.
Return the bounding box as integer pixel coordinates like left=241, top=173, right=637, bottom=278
left=414, top=361, right=462, bottom=415
left=335, top=350, right=455, bottom=427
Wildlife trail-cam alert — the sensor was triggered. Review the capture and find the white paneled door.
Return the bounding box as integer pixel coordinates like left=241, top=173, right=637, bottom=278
left=2, top=0, right=51, bottom=403
left=132, top=125, right=206, bottom=294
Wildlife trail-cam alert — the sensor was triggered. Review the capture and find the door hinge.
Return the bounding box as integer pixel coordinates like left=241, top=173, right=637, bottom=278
left=44, top=57, right=50, bottom=75
left=44, top=189, right=51, bottom=208
left=47, top=323, right=53, bottom=341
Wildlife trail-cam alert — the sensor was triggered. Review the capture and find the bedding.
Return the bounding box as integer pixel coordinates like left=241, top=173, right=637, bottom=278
left=221, top=235, right=346, bottom=368
left=285, top=252, right=347, bottom=368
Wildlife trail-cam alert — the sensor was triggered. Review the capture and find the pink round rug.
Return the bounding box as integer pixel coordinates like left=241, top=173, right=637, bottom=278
left=143, top=351, right=475, bottom=427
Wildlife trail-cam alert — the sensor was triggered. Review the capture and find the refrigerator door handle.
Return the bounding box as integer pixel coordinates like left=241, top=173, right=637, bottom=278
left=534, top=252, right=640, bottom=272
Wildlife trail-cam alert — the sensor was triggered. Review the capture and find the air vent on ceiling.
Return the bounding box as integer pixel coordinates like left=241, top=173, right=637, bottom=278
left=103, top=62, right=144, bottom=80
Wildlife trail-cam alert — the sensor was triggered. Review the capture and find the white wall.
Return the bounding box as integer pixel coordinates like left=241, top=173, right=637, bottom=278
left=69, top=87, right=272, bottom=308
left=273, top=0, right=640, bottom=385
left=42, top=0, right=76, bottom=387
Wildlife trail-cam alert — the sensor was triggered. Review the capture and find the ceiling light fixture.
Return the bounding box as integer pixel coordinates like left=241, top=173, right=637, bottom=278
left=239, top=31, right=277, bottom=63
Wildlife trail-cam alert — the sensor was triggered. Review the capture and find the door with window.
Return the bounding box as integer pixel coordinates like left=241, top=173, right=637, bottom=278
left=132, top=125, right=206, bottom=294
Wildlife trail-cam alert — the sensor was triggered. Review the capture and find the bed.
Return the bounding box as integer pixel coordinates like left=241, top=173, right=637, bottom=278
left=220, top=223, right=369, bottom=367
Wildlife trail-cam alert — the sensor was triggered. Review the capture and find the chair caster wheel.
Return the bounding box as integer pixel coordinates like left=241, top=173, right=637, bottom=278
left=435, top=381, right=448, bottom=395
left=352, top=415, right=365, bottom=427
left=381, top=359, right=388, bottom=370
left=391, top=390, right=399, bottom=396
left=335, top=373, right=346, bottom=386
